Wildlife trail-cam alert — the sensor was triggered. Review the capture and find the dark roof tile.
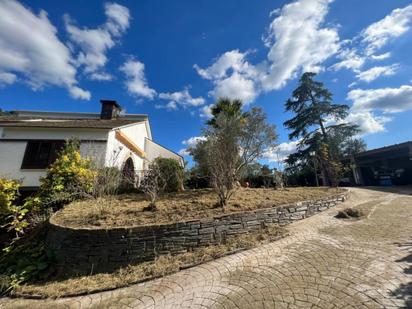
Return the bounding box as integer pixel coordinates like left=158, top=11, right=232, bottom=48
left=0, top=116, right=141, bottom=129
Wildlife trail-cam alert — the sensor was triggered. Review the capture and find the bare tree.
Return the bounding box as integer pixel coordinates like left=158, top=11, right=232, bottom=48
left=274, top=171, right=284, bottom=190
left=139, top=160, right=162, bottom=210
left=199, top=105, right=278, bottom=207
left=206, top=115, right=241, bottom=207
left=87, top=144, right=123, bottom=198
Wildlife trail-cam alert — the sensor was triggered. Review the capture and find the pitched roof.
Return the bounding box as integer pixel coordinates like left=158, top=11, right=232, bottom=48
left=0, top=115, right=142, bottom=129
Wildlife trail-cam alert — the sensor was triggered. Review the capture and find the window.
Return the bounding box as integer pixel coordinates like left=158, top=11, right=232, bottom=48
left=21, top=140, right=65, bottom=169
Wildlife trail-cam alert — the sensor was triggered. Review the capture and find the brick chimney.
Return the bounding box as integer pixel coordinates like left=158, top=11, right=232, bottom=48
left=100, top=100, right=121, bottom=119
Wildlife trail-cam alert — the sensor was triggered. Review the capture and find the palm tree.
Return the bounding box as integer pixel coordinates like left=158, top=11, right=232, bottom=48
left=206, top=98, right=246, bottom=128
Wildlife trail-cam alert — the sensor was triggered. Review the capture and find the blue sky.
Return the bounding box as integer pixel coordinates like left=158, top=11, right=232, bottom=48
left=1, top=0, right=412, bottom=166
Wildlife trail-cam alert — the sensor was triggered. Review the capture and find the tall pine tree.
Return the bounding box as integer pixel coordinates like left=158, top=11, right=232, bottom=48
left=284, top=72, right=358, bottom=186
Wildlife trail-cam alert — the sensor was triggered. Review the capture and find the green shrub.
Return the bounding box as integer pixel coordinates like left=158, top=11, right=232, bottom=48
left=154, top=157, right=184, bottom=192
left=0, top=225, right=55, bottom=294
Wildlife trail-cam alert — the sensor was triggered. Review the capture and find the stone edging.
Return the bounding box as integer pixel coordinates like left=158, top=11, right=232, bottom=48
left=46, top=190, right=349, bottom=276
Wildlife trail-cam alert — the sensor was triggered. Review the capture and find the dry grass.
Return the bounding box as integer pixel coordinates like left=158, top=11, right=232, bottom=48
left=15, top=225, right=286, bottom=298
left=336, top=207, right=364, bottom=219
left=53, top=187, right=342, bottom=228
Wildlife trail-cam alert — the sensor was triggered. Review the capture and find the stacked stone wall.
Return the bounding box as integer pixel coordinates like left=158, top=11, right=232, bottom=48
left=47, top=191, right=348, bottom=274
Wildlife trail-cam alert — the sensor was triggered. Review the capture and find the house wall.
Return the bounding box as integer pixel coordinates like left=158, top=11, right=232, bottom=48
left=145, top=138, right=184, bottom=166
left=0, top=141, right=45, bottom=187
left=0, top=127, right=108, bottom=187
left=0, top=121, right=182, bottom=187
left=105, top=122, right=149, bottom=173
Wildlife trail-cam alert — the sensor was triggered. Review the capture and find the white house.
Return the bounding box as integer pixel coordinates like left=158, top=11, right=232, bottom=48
left=0, top=100, right=183, bottom=189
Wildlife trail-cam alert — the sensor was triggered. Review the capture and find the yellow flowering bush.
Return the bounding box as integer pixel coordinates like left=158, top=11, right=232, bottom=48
left=39, top=139, right=96, bottom=206
left=0, top=177, right=31, bottom=239
left=0, top=177, right=20, bottom=217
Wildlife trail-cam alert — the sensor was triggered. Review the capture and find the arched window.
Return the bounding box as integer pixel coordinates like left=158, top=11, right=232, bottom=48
left=122, top=157, right=135, bottom=187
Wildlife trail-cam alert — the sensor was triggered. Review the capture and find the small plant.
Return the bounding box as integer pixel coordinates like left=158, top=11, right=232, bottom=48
left=336, top=208, right=363, bottom=219
left=140, top=161, right=162, bottom=210
left=92, top=167, right=122, bottom=197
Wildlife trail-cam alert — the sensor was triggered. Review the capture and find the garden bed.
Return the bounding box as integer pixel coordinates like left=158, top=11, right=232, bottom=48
left=46, top=187, right=348, bottom=276
left=8, top=187, right=348, bottom=298
left=53, top=187, right=343, bottom=228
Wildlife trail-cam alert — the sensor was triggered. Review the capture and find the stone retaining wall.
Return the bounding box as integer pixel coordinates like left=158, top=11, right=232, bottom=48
left=47, top=191, right=348, bottom=274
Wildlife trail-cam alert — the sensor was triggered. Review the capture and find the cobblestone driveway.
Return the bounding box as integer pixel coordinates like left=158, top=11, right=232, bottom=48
left=1, top=187, right=411, bottom=309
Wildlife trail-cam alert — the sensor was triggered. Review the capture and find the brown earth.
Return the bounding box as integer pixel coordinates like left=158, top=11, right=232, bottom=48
left=53, top=187, right=342, bottom=228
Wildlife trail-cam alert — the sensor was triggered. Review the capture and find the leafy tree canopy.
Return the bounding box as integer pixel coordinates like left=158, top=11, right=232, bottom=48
left=284, top=72, right=350, bottom=141
left=283, top=72, right=362, bottom=186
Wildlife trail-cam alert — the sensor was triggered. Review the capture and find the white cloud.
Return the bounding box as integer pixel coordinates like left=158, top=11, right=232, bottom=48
left=120, top=59, right=156, bottom=100
left=269, top=8, right=281, bottom=18
left=183, top=136, right=207, bottom=147
left=263, top=140, right=300, bottom=163
left=356, top=64, right=399, bottom=83
left=178, top=149, right=190, bottom=156
left=194, top=50, right=259, bottom=105
left=89, top=72, right=113, bottom=81
left=194, top=50, right=256, bottom=80
left=179, top=136, right=207, bottom=156
left=332, top=4, right=412, bottom=74
left=69, top=86, right=92, bottom=100
left=199, top=104, right=213, bottom=119
left=361, top=4, right=412, bottom=55
left=209, top=72, right=258, bottom=104
left=65, top=2, right=130, bottom=80
left=348, top=85, right=412, bottom=113
left=371, top=52, right=391, bottom=60
left=344, top=111, right=391, bottom=135
left=0, top=72, right=17, bottom=86
left=196, top=0, right=340, bottom=103
left=158, top=88, right=205, bottom=110
left=155, top=101, right=178, bottom=111
left=261, top=0, right=339, bottom=90
left=330, top=48, right=365, bottom=72
left=104, top=3, right=130, bottom=35
left=0, top=1, right=90, bottom=99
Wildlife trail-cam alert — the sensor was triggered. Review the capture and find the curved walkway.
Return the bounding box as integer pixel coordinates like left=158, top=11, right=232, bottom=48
left=1, top=187, right=411, bottom=308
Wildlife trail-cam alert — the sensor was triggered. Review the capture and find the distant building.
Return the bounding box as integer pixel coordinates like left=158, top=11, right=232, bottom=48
left=0, top=100, right=183, bottom=189
left=352, top=141, right=412, bottom=186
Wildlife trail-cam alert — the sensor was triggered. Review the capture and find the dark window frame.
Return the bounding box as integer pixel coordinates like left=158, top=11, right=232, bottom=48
left=21, top=140, right=65, bottom=169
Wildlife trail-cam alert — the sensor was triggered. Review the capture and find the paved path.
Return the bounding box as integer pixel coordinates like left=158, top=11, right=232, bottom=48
left=1, top=187, right=411, bottom=309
